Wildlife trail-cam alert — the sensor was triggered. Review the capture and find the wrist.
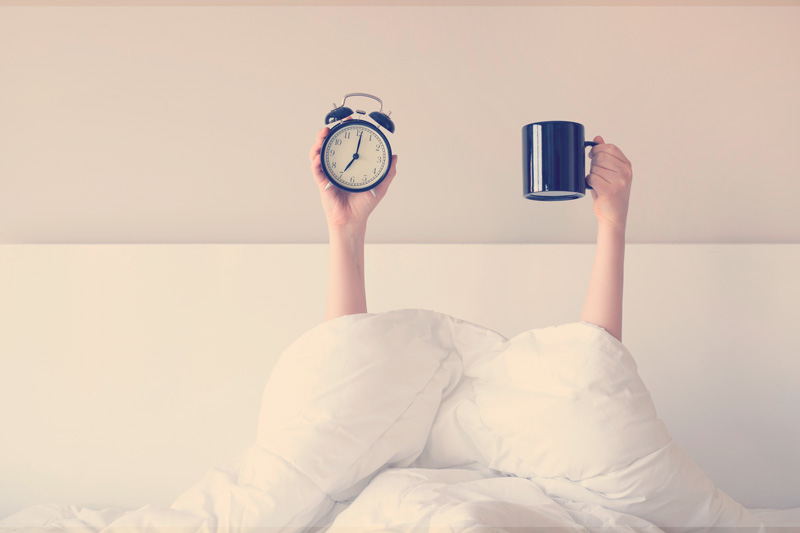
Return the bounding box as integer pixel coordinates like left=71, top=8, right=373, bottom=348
left=598, top=219, right=627, bottom=235
left=328, top=221, right=367, bottom=236
left=328, top=224, right=367, bottom=248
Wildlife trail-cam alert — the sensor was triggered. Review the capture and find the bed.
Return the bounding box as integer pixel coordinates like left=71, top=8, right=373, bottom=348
left=1, top=244, right=798, bottom=531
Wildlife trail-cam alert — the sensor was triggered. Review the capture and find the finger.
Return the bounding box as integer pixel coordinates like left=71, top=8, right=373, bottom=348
left=588, top=136, right=604, bottom=159
left=586, top=173, right=612, bottom=195
left=588, top=165, right=631, bottom=194
left=310, top=153, right=328, bottom=188
left=382, top=154, right=398, bottom=186
left=586, top=167, right=613, bottom=189
left=590, top=144, right=631, bottom=166
left=309, top=127, right=329, bottom=161
left=591, top=153, right=634, bottom=185
left=590, top=153, right=627, bottom=174
left=309, top=127, right=331, bottom=162
left=374, top=155, right=398, bottom=199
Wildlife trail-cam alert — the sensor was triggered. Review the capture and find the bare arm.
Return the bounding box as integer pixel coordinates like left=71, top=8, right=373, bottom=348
left=326, top=224, right=368, bottom=321
left=580, top=136, right=633, bottom=342
left=580, top=222, right=625, bottom=342
left=308, top=125, right=398, bottom=322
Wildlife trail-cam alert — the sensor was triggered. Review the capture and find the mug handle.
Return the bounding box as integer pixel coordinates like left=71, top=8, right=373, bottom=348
left=584, top=141, right=598, bottom=190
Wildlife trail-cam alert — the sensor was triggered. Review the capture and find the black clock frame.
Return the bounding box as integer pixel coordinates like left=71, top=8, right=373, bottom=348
left=320, top=119, right=393, bottom=193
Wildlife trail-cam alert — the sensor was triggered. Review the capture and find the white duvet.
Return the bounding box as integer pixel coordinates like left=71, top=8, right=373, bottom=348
left=2, top=309, right=795, bottom=532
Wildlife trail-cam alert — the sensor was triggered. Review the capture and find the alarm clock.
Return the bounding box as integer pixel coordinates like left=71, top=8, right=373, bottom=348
left=320, top=93, right=395, bottom=195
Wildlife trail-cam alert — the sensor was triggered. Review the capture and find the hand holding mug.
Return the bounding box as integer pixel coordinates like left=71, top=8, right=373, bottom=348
left=586, top=135, right=633, bottom=231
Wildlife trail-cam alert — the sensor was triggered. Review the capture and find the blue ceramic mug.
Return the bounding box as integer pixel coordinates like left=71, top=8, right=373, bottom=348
left=522, top=121, right=597, bottom=201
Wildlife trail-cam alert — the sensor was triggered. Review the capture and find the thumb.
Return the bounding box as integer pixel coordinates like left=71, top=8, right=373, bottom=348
left=375, top=155, right=398, bottom=198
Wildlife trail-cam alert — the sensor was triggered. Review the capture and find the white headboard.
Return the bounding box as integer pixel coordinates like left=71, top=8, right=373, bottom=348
left=1, top=244, right=797, bottom=517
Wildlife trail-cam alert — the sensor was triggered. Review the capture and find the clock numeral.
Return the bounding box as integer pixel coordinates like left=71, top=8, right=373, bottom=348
left=373, top=168, right=376, bottom=174
left=345, top=132, right=351, bottom=139
left=331, top=150, right=335, bottom=156
left=332, top=162, right=337, bottom=169
left=335, top=139, right=342, bottom=146
left=375, top=145, right=380, bottom=151
left=350, top=177, right=354, bottom=183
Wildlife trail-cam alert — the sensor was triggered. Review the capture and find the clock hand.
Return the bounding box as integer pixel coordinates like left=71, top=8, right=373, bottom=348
left=343, top=133, right=363, bottom=172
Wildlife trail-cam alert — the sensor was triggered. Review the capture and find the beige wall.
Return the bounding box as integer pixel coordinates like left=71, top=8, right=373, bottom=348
left=1, top=6, right=798, bottom=244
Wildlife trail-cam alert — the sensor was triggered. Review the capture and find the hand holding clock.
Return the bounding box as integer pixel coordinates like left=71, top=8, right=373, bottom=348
left=310, top=125, right=399, bottom=230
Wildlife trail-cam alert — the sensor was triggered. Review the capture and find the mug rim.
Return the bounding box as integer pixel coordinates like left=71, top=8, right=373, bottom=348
left=523, top=120, right=585, bottom=128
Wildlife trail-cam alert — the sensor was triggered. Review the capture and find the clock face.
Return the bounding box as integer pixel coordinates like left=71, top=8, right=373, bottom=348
left=321, top=120, right=391, bottom=192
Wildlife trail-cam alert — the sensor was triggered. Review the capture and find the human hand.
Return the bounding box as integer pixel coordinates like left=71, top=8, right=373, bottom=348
left=586, top=136, right=633, bottom=231
left=309, top=124, right=399, bottom=230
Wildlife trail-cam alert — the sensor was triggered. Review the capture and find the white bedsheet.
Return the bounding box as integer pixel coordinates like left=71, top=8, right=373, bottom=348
left=2, top=309, right=797, bottom=532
